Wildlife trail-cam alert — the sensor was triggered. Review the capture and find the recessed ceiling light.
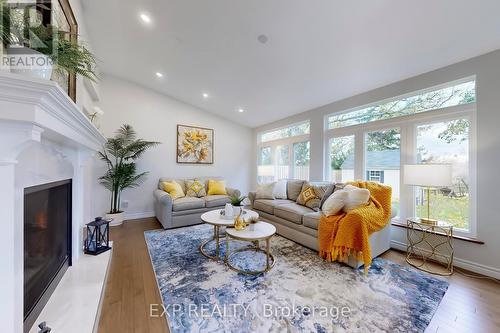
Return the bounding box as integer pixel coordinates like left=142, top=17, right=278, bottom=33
left=155, top=72, right=163, bottom=78
left=257, top=34, right=268, bottom=44
left=139, top=13, right=152, bottom=24
left=202, top=93, right=209, bottom=99
left=238, top=108, right=244, bottom=113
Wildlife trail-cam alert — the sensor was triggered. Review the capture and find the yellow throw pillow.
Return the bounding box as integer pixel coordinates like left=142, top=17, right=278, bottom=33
left=161, top=181, right=185, bottom=200
left=207, top=179, right=227, bottom=195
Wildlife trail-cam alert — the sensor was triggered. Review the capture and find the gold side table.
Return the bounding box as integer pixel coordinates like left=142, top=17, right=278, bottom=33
left=406, top=218, right=454, bottom=276
left=225, top=221, right=276, bottom=275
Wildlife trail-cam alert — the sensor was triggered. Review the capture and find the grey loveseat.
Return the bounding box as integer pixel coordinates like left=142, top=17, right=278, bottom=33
left=248, top=179, right=392, bottom=268
left=154, top=177, right=241, bottom=229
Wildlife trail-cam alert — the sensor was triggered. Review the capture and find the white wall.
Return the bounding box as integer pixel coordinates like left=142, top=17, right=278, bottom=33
left=91, top=75, right=253, bottom=219
left=253, top=49, right=500, bottom=278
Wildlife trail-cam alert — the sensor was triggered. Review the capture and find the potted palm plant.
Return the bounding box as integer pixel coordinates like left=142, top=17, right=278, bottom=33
left=99, top=125, right=160, bottom=226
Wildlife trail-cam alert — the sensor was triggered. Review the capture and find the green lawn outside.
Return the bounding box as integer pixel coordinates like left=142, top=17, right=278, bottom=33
left=416, top=195, right=469, bottom=230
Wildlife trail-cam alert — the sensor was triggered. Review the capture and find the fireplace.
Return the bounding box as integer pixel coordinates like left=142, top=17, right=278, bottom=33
left=23, top=180, right=72, bottom=332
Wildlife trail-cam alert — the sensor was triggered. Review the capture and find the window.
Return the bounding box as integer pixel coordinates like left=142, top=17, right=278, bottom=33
left=324, top=77, right=476, bottom=236
left=364, top=128, right=401, bottom=212
left=260, top=122, right=310, bottom=143
left=367, top=170, right=383, bottom=182
left=257, top=147, right=274, bottom=183
left=327, top=79, right=475, bottom=129
left=275, top=145, right=290, bottom=180
left=329, top=135, right=355, bottom=183
left=257, top=121, right=310, bottom=182
left=293, top=141, right=310, bottom=180
left=415, top=118, right=471, bottom=231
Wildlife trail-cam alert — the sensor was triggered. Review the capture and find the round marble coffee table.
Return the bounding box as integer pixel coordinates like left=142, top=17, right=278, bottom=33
left=199, top=209, right=259, bottom=260
left=225, top=221, right=276, bottom=275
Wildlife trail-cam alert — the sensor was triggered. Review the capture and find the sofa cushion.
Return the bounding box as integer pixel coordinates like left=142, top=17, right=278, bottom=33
left=185, top=179, right=207, bottom=197
left=343, top=185, right=370, bottom=212
left=161, top=181, right=185, bottom=200
left=303, top=212, right=321, bottom=230
left=296, top=182, right=329, bottom=211
left=273, top=180, right=288, bottom=199
left=159, top=178, right=186, bottom=192
left=287, top=180, right=305, bottom=201
left=254, top=199, right=294, bottom=214
left=256, top=182, right=276, bottom=199
left=274, top=203, right=315, bottom=224
left=173, top=197, right=205, bottom=211
left=207, top=179, right=227, bottom=195
left=205, top=195, right=231, bottom=208
left=319, top=184, right=336, bottom=208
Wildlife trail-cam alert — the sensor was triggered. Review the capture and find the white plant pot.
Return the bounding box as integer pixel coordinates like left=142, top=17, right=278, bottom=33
left=106, top=211, right=125, bottom=227
left=6, top=47, right=53, bottom=80
left=233, top=206, right=243, bottom=216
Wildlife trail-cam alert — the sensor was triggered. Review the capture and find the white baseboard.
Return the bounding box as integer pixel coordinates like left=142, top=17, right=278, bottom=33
left=390, top=240, right=500, bottom=279
left=124, top=211, right=155, bottom=220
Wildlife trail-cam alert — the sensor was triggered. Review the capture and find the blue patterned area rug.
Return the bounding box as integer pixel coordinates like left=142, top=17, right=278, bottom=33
left=144, top=224, right=448, bottom=333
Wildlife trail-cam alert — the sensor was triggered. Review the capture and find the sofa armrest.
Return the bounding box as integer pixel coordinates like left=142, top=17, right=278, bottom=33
left=154, top=189, right=172, bottom=205
left=153, top=189, right=173, bottom=229
left=248, top=191, right=256, bottom=206
left=226, top=187, right=240, bottom=198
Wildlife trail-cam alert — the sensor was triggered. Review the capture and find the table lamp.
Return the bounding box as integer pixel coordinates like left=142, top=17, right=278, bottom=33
left=403, top=164, right=452, bottom=224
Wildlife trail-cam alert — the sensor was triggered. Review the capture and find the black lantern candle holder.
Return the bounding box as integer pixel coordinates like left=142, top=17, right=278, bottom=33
left=84, top=217, right=111, bottom=255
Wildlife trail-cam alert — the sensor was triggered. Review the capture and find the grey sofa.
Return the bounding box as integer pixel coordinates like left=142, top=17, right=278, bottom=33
left=154, top=177, right=241, bottom=229
left=248, top=179, right=392, bottom=268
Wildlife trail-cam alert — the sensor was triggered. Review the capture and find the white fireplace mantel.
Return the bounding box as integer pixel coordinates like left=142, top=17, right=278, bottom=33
left=0, top=72, right=107, bottom=333
left=0, top=72, right=105, bottom=155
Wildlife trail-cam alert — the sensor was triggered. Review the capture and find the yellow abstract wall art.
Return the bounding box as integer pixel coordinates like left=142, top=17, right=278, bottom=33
left=177, top=125, right=214, bottom=164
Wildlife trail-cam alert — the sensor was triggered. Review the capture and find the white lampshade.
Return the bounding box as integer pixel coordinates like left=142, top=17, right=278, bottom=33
left=403, top=164, right=452, bottom=187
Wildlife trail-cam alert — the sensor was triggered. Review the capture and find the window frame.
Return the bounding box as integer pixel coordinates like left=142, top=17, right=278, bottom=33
left=326, top=76, right=476, bottom=130
left=324, top=101, right=477, bottom=237
left=257, top=121, right=311, bottom=182
left=258, top=120, right=310, bottom=143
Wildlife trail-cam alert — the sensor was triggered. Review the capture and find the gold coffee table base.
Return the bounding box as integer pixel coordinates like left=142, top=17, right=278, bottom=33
left=225, top=238, right=275, bottom=275
left=199, top=225, right=227, bottom=260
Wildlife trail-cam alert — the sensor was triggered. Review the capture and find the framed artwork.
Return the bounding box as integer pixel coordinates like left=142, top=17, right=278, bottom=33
left=177, top=125, right=214, bottom=164
left=38, top=0, right=78, bottom=101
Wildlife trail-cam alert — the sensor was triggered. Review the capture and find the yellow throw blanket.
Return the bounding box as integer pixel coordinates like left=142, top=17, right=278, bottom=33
left=318, top=181, right=392, bottom=272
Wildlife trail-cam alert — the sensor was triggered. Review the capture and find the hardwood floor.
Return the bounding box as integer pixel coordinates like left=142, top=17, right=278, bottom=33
left=97, top=218, right=169, bottom=333
left=98, top=218, right=500, bottom=333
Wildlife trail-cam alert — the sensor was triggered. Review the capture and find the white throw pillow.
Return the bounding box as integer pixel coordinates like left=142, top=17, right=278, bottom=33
left=273, top=179, right=287, bottom=199
left=322, top=190, right=348, bottom=216
left=256, top=182, right=276, bottom=200
left=342, top=185, right=370, bottom=212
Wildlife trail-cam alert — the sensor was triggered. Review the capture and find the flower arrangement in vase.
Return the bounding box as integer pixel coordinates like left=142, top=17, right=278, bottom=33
left=247, top=216, right=259, bottom=231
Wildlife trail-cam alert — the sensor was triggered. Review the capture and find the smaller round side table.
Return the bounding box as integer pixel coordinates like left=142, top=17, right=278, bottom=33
left=225, top=222, right=276, bottom=275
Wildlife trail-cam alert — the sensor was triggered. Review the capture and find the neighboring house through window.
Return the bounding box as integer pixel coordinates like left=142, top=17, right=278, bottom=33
left=325, top=77, right=476, bottom=236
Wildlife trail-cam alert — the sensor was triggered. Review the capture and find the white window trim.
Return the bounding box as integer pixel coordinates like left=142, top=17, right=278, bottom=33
left=325, top=76, right=476, bottom=130
left=258, top=120, right=310, bottom=144
left=324, top=103, right=477, bottom=237
left=257, top=122, right=311, bottom=182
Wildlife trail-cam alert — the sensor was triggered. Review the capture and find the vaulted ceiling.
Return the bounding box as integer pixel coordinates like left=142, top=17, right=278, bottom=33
left=82, top=0, right=500, bottom=127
